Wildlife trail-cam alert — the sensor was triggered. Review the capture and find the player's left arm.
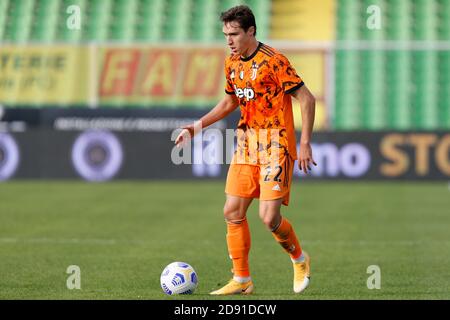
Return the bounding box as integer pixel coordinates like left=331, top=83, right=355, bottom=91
left=291, top=85, right=317, bottom=174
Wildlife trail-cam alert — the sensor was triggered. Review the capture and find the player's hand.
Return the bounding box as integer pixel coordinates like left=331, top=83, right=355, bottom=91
left=298, top=142, right=317, bottom=174
left=174, top=124, right=195, bottom=147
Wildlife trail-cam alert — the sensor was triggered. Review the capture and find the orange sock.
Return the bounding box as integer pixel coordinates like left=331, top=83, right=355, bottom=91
left=271, top=217, right=302, bottom=260
left=226, top=218, right=251, bottom=277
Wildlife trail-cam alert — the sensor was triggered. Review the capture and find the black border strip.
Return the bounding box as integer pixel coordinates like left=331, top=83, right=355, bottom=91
left=285, top=81, right=305, bottom=94
left=240, top=42, right=263, bottom=61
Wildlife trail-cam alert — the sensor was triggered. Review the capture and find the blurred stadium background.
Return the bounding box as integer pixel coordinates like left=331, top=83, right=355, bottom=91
left=0, top=0, right=449, bottom=299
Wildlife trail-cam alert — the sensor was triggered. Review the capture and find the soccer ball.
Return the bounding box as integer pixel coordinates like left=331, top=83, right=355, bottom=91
left=160, top=262, right=198, bottom=295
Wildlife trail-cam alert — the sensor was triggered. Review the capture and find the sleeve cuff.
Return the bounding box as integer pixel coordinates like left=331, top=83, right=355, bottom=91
left=285, top=81, right=304, bottom=94
left=225, top=90, right=235, bottom=95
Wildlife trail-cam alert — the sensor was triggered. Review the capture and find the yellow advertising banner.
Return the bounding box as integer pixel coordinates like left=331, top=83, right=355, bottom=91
left=0, top=45, right=90, bottom=105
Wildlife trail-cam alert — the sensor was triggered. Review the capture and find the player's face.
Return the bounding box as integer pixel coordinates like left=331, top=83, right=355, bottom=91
left=223, top=22, right=254, bottom=56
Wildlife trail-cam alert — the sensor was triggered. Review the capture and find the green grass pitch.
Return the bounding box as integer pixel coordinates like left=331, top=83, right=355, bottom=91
left=0, top=181, right=449, bottom=299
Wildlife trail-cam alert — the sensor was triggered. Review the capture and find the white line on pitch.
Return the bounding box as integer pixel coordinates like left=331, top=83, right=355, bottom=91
left=0, top=238, right=448, bottom=246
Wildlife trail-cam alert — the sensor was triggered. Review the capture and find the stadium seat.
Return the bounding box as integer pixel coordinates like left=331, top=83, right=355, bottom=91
left=385, top=0, right=412, bottom=40
left=335, top=0, right=362, bottom=129
left=438, top=52, right=450, bottom=93
left=386, top=51, right=413, bottom=129
left=3, top=0, right=34, bottom=42
left=360, top=50, right=386, bottom=129
left=413, top=0, right=438, bottom=40
left=30, top=0, right=60, bottom=42
left=83, top=0, right=112, bottom=42
left=438, top=0, right=450, bottom=40
left=0, top=0, right=9, bottom=41
left=336, top=0, right=361, bottom=40
left=135, top=0, right=165, bottom=41
left=412, top=51, right=439, bottom=128
left=438, top=75, right=450, bottom=128
left=162, top=0, right=191, bottom=41
left=108, top=0, right=138, bottom=41
left=190, top=0, right=218, bottom=41
left=335, top=50, right=363, bottom=129
left=438, top=79, right=450, bottom=128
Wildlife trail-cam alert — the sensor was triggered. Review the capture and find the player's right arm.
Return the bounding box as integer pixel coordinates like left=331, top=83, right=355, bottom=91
left=175, top=93, right=239, bottom=147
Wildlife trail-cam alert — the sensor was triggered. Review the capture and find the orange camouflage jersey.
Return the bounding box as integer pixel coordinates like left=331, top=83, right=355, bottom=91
left=224, top=42, right=304, bottom=165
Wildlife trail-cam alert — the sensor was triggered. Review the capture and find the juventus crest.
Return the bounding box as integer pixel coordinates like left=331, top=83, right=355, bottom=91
left=251, top=61, right=259, bottom=80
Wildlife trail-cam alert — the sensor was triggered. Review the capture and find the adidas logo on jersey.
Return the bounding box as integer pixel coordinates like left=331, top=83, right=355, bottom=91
left=272, top=184, right=281, bottom=191
left=234, top=84, right=255, bottom=101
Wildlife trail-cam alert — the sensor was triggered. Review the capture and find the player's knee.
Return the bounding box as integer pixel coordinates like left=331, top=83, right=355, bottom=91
left=223, top=203, right=245, bottom=221
left=259, top=209, right=281, bottom=230
left=260, top=216, right=279, bottom=230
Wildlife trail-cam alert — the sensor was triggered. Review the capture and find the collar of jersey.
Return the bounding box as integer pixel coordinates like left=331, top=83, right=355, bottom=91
left=240, top=42, right=263, bottom=62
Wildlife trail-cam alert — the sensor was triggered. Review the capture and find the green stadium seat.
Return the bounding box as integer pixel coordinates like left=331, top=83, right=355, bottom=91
left=0, top=0, right=9, bottom=41
left=190, top=0, right=217, bottom=41
left=413, top=0, right=438, bottom=40
left=108, top=0, right=138, bottom=41
left=438, top=91, right=450, bottom=128
left=135, top=20, right=164, bottom=42
left=438, top=0, right=450, bottom=39
left=335, top=49, right=363, bottom=129
left=412, top=51, right=439, bottom=129
left=438, top=50, right=450, bottom=128
left=30, top=0, right=59, bottom=42
left=385, top=51, right=413, bottom=129
left=336, top=0, right=361, bottom=40
left=162, top=0, right=191, bottom=41
left=3, top=0, right=34, bottom=42
left=135, top=0, right=165, bottom=41
left=83, top=0, right=112, bottom=41
left=385, top=0, right=412, bottom=40
left=360, top=51, right=387, bottom=129
left=438, top=52, right=450, bottom=82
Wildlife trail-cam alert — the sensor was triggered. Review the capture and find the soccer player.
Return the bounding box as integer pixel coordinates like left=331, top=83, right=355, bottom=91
left=175, top=5, right=316, bottom=295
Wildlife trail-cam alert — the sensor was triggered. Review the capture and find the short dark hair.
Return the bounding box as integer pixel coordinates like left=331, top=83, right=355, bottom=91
left=220, top=5, right=257, bottom=36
